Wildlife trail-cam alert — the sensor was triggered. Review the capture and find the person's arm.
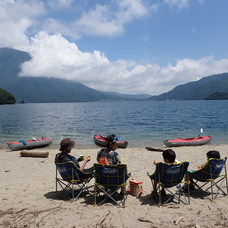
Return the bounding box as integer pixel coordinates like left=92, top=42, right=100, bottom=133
left=198, top=161, right=207, bottom=170
left=80, top=155, right=91, bottom=171
left=97, top=150, right=100, bottom=162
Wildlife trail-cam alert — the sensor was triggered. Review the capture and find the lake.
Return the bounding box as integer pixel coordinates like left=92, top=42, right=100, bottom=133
left=0, top=100, right=227, bottom=149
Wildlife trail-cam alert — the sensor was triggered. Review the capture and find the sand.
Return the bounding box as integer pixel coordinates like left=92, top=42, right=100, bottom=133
left=0, top=144, right=228, bottom=227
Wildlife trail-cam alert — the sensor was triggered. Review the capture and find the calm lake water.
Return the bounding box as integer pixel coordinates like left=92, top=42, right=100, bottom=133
left=0, top=100, right=227, bottom=149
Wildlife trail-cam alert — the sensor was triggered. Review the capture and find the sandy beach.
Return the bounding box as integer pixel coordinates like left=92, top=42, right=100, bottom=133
left=0, top=144, right=228, bottom=227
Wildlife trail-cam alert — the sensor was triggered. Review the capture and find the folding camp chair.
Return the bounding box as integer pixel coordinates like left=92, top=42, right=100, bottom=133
left=55, top=161, right=93, bottom=201
left=189, top=157, right=228, bottom=201
left=148, top=162, right=190, bottom=207
left=93, top=163, right=128, bottom=208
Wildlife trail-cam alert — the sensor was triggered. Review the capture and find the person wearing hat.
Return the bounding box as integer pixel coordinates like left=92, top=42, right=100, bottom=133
left=55, top=138, right=94, bottom=173
left=96, top=134, right=121, bottom=165
left=97, top=134, right=131, bottom=197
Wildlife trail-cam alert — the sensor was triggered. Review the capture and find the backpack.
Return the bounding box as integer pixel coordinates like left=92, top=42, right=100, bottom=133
left=98, top=148, right=110, bottom=165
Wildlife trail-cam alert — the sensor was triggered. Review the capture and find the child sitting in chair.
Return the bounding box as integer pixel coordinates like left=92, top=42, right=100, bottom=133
left=186, top=150, right=221, bottom=190
left=151, top=149, right=178, bottom=196
left=198, top=150, right=220, bottom=169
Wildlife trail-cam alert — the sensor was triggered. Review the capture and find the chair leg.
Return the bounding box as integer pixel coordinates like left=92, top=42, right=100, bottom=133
left=210, top=181, right=214, bottom=201
left=225, top=175, right=228, bottom=195
left=94, top=185, right=97, bottom=206
left=158, top=185, right=162, bottom=207
left=71, top=183, right=74, bottom=201
left=56, top=179, right=58, bottom=193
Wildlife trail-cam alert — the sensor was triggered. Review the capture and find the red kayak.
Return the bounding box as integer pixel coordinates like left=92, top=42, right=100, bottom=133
left=164, top=136, right=212, bottom=147
left=93, top=134, right=128, bottom=148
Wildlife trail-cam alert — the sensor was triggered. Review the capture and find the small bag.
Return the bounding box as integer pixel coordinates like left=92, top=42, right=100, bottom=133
left=128, top=179, right=144, bottom=197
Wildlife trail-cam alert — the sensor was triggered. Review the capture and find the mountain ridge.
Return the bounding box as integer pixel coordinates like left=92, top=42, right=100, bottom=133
left=149, top=72, right=228, bottom=100
left=0, top=48, right=150, bottom=103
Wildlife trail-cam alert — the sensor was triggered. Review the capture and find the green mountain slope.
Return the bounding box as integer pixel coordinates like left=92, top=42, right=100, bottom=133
left=150, top=72, right=228, bottom=100
left=0, top=88, right=16, bottom=104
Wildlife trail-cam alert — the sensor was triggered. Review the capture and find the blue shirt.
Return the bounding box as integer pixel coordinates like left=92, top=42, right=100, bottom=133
left=55, top=153, right=80, bottom=168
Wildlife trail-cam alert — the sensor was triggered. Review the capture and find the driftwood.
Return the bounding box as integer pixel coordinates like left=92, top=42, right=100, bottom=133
left=145, top=147, right=166, bottom=152
left=138, top=217, right=154, bottom=223
left=95, top=210, right=111, bottom=227
left=20, top=150, right=49, bottom=158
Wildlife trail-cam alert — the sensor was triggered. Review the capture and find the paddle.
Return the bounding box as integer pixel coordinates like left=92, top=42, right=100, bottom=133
left=198, top=128, right=204, bottom=137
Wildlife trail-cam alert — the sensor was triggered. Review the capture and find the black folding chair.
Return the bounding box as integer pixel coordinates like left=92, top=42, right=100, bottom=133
left=148, top=161, right=190, bottom=206
left=189, top=157, right=228, bottom=200
left=93, top=163, right=128, bottom=208
left=55, top=161, right=93, bottom=201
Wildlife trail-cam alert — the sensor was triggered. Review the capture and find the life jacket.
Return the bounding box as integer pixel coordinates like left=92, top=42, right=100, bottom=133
left=98, top=148, right=110, bottom=165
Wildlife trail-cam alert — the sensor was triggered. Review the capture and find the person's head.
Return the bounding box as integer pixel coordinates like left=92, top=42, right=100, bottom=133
left=206, top=150, right=220, bottom=159
left=162, top=149, right=176, bottom=163
left=59, top=138, right=75, bottom=153
left=106, top=134, right=118, bottom=150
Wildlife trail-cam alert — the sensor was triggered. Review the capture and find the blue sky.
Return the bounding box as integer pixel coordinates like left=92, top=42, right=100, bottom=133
left=1, top=0, right=228, bottom=95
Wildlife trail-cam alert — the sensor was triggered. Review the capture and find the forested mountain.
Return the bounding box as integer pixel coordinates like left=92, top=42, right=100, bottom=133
left=0, top=48, right=148, bottom=103
left=1, top=47, right=228, bottom=102
left=150, top=72, right=228, bottom=100
left=0, top=88, right=16, bottom=104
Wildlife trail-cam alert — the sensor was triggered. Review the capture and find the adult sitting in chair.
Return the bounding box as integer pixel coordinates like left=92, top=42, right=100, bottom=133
left=55, top=138, right=94, bottom=173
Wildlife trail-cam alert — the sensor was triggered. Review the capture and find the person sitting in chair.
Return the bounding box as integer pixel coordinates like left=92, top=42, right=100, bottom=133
left=55, top=138, right=94, bottom=173
left=198, top=150, right=220, bottom=169
left=97, top=134, right=121, bottom=165
left=97, top=134, right=130, bottom=197
left=150, top=149, right=178, bottom=196
left=187, top=150, right=221, bottom=190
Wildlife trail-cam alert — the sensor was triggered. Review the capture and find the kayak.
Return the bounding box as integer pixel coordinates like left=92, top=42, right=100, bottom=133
left=164, top=136, right=212, bottom=147
left=93, top=134, right=128, bottom=148
left=7, top=138, right=53, bottom=151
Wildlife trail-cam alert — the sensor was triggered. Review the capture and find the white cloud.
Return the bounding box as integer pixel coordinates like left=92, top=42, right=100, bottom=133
left=0, top=0, right=45, bottom=50
left=20, top=32, right=109, bottom=80
left=75, top=5, right=123, bottom=37
left=43, top=0, right=156, bottom=38
left=20, top=32, right=228, bottom=95
left=1, top=0, right=228, bottom=96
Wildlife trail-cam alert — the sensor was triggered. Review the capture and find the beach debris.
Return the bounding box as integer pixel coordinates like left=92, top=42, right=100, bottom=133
left=138, top=217, right=154, bottom=223
left=174, top=216, right=184, bottom=224
left=196, top=210, right=201, bottom=215
left=167, top=205, right=180, bottom=209
left=145, top=147, right=165, bottom=152
left=0, top=206, right=61, bottom=227
left=95, top=210, right=111, bottom=228
left=20, top=150, right=49, bottom=158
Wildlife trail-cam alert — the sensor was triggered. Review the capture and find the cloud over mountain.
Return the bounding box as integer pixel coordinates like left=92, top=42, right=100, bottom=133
left=1, top=0, right=228, bottom=95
